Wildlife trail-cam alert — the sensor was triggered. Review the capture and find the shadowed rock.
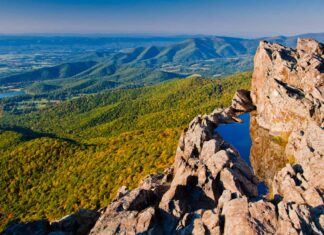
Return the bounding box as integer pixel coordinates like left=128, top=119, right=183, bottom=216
left=88, top=39, right=323, bottom=235
left=2, top=39, right=323, bottom=235
left=1, top=209, right=99, bottom=235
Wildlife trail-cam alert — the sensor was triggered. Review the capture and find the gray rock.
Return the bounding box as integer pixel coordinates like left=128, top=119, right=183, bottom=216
left=251, top=38, right=324, bottom=132
left=5, top=38, right=323, bottom=235
left=88, top=38, right=323, bottom=235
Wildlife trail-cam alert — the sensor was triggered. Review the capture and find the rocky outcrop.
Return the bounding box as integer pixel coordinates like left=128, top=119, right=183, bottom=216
left=251, top=38, right=324, bottom=133
left=251, top=38, right=324, bottom=234
left=89, top=99, right=261, bottom=235
left=2, top=39, right=323, bottom=235
left=89, top=39, right=323, bottom=235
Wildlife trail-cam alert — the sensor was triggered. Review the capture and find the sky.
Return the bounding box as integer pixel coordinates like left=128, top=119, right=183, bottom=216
left=0, top=0, right=323, bottom=37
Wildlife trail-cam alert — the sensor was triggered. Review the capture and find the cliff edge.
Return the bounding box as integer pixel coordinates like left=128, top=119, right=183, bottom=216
left=2, top=39, right=323, bottom=235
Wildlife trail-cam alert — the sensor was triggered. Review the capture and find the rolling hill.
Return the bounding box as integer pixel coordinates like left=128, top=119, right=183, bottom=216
left=1, top=33, right=323, bottom=97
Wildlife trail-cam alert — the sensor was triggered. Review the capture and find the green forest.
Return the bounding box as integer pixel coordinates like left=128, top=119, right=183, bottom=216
left=0, top=72, right=251, bottom=229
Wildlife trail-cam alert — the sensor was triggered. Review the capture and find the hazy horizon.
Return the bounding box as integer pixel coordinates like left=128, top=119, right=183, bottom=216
left=0, top=0, right=323, bottom=37
left=0, top=32, right=323, bottom=40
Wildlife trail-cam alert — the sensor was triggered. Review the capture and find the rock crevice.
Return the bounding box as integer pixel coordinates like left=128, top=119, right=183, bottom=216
left=2, top=39, right=323, bottom=235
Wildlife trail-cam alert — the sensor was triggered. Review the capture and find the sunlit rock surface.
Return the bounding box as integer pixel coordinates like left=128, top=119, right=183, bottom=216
left=252, top=38, right=324, bottom=234
left=251, top=38, right=324, bottom=132
left=2, top=39, right=323, bottom=235
left=90, top=102, right=260, bottom=235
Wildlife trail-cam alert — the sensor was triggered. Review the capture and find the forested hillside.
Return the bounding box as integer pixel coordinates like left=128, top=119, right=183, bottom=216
left=0, top=36, right=256, bottom=96
left=2, top=33, right=323, bottom=94
left=0, top=72, right=251, bottom=229
left=1, top=33, right=323, bottom=116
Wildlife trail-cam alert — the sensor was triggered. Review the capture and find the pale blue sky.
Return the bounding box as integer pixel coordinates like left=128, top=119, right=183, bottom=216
left=0, top=0, right=323, bottom=37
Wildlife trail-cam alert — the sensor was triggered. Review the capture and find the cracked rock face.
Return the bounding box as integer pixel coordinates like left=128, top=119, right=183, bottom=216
left=2, top=39, right=323, bottom=235
left=251, top=38, right=324, bottom=133
left=90, top=103, right=260, bottom=235
left=251, top=39, right=324, bottom=235
left=89, top=39, right=324, bottom=235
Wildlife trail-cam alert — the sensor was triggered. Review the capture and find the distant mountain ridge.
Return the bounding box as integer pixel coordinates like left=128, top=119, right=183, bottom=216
left=1, top=32, right=323, bottom=96
left=2, top=38, right=323, bottom=234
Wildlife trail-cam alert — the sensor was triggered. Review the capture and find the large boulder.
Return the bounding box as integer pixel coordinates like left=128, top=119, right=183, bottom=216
left=222, top=197, right=277, bottom=235
left=251, top=38, right=324, bottom=132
